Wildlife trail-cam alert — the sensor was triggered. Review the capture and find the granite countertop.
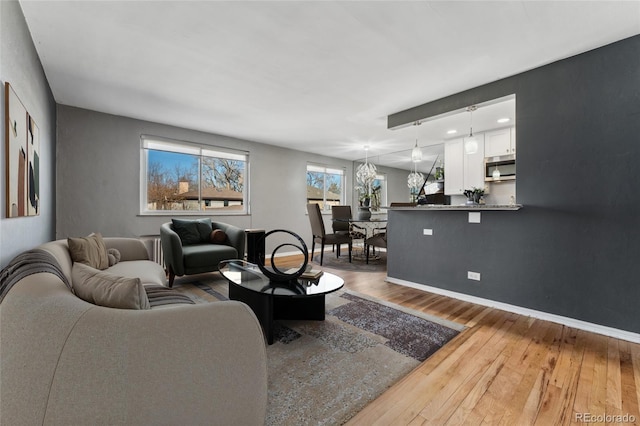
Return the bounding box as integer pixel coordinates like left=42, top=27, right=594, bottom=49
left=388, top=204, right=523, bottom=211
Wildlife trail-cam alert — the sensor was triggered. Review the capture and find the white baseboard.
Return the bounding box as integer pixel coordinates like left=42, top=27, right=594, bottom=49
left=387, top=276, right=640, bottom=344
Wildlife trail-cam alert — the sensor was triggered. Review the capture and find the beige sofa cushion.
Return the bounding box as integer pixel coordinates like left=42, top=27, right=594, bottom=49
left=71, top=263, right=150, bottom=310
left=68, top=233, right=109, bottom=270
left=106, top=260, right=167, bottom=287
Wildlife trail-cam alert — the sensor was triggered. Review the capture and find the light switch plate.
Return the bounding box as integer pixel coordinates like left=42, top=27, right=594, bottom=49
left=468, top=212, right=481, bottom=223
left=423, top=228, right=433, bottom=235
left=467, top=271, right=481, bottom=281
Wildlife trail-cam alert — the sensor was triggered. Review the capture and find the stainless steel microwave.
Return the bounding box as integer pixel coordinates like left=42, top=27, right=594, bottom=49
left=485, top=154, right=516, bottom=182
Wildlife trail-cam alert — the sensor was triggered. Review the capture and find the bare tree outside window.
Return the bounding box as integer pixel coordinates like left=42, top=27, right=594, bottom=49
left=307, top=171, right=324, bottom=189
left=147, top=161, right=180, bottom=210
left=202, top=157, right=244, bottom=192
left=146, top=155, right=198, bottom=210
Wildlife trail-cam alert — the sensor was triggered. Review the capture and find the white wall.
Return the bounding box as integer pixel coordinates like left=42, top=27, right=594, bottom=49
left=0, top=1, right=56, bottom=267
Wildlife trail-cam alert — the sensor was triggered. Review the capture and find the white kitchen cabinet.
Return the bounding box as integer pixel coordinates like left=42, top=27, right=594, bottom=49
left=485, top=127, right=516, bottom=157
left=444, top=138, right=463, bottom=195
left=484, top=128, right=512, bottom=157
left=511, top=127, right=516, bottom=154
left=444, top=134, right=485, bottom=195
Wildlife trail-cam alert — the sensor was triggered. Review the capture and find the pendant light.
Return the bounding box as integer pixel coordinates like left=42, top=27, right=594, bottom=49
left=465, top=105, right=478, bottom=155
left=492, top=166, right=501, bottom=180
left=411, top=140, right=423, bottom=162
left=356, top=145, right=377, bottom=189
left=411, top=121, right=423, bottom=162
left=407, top=131, right=424, bottom=191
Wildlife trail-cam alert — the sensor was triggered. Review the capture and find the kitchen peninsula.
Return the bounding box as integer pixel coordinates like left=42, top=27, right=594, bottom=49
left=381, top=34, right=640, bottom=339
left=386, top=203, right=524, bottom=310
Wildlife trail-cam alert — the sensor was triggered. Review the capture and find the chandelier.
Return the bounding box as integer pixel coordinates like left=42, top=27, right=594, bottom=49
left=356, top=145, right=377, bottom=188
left=407, top=167, right=424, bottom=190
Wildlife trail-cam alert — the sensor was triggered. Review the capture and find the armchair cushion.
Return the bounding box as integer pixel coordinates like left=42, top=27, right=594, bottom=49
left=171, top=218, right=213, bottom=245
left=182, top=244, right=238, bottom=270
left=71, top=263, right=150, bottom=310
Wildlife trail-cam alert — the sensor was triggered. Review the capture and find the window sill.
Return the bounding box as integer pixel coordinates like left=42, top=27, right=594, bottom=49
left=138, top=211, right=250, bottom=217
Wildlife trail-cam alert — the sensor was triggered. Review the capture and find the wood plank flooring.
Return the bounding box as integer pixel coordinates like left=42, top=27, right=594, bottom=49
left=275, top=255, right=640, bottom=425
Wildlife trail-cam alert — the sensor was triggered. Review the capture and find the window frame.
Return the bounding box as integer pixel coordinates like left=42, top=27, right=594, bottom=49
left=140, top=135, right=249, bottom=215
left=306, top=163, right=346, bottom=213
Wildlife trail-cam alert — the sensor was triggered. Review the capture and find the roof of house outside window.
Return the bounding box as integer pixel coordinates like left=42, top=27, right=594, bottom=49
left=179, top=188, right=243, bottom=201
left=306, top=186, right=340, bottom=201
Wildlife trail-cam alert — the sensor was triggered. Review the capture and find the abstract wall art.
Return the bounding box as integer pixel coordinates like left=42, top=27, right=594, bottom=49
left=5, top=82, right=39, bottom=217
left=27, top=114, right=40, bottom=216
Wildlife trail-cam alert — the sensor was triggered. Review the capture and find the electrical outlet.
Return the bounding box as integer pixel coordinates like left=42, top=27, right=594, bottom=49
left=423, top=228, right=433, bottom=235
left=467, top=271, right=481, bottom=281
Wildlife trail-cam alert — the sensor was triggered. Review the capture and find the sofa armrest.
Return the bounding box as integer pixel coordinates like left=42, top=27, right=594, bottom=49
left=213, top=222, right=246, bottom=258
left=103, top=237, right=150, bottom=261
left=49, top=302, right=267, bottom=425
left=160, top=223, right=184, bottom=276
left=1, top=274, right=267, bottom=425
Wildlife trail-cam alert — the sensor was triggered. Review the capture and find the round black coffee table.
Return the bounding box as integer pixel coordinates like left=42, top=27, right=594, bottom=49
left=219, top=259, right=344, bottom=344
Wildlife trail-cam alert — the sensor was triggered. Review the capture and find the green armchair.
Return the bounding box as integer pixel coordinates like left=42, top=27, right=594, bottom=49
left=160, top=219, right=245, bottom=287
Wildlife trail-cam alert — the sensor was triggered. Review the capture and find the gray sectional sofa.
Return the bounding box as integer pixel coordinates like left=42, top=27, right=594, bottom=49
left=0, top=237, right=267, bottom=425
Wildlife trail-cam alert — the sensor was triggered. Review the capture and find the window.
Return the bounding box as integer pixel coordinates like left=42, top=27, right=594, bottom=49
left=141, top=136, right=248, bottom=214
left=306, top=164, right=345, bottom=211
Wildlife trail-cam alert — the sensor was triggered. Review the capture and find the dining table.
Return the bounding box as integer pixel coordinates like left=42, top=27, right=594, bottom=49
left=333, top=217, right=387, bottom=260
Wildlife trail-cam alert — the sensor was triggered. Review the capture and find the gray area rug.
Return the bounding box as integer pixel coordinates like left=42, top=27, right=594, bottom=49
left=311, top=250, right=386, bottom=272
left=172, top=275, right=462, bottom=426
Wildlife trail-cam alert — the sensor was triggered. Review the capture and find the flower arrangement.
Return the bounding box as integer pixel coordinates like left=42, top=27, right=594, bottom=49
left=357, top=184, right=381, bottom=209
left=464, top=187, right=484, bottom=204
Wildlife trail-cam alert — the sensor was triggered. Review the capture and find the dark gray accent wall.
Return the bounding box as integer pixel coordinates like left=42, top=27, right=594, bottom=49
left=0, top=1, right=56, bottom=267
left=387, top=35, right=640, bottom=333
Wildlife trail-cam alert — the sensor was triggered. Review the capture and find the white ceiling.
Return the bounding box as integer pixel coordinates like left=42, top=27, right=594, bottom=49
left=19, top=0, right=640, bottom=166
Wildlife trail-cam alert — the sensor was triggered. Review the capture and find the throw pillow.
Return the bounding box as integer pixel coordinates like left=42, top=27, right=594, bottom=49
left=68, top=233, right=109, bottom=270
left=107, top=248, right=121, bottom=266
left=195, top=218, right=213, bottom=242
left=71, top=263, right=150, bottom=310
left=172, top=218, right=213, bottom=245
left=210, top=229, right=228, bottom=244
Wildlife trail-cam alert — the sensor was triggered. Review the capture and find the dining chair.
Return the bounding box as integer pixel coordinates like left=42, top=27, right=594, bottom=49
left=331, top=205, right=352, bottom=236
left=364, top=227, right=387, bottom=264
left=307, top=203, right=352, bottom=266
left=331, top=205, right=353, bottom=252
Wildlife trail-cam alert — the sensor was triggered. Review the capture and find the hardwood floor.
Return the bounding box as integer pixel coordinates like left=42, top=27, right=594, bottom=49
left=276, top=255, right=640, bottom=425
